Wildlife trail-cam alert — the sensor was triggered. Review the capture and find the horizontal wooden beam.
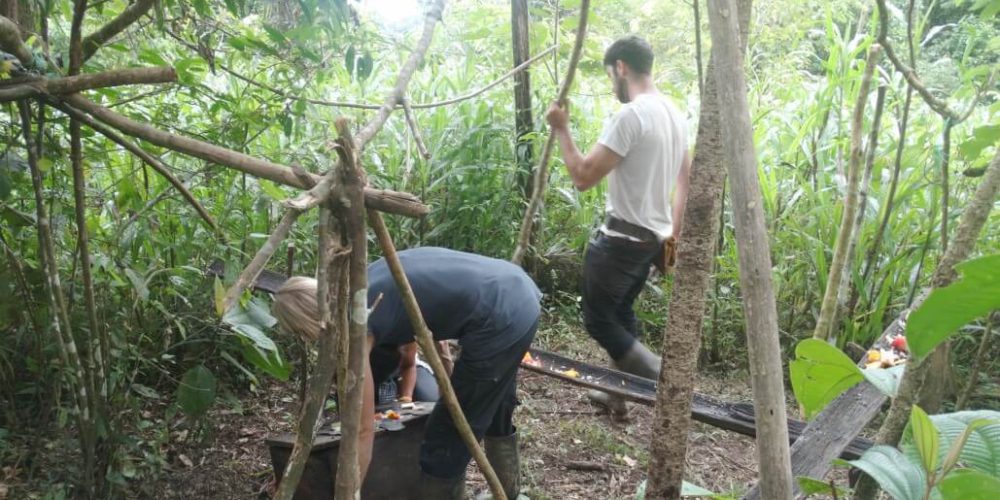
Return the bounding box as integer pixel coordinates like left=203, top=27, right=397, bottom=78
left=60, top=94, right=429, bottom=218
left=0, top=67, right=177, bottom=103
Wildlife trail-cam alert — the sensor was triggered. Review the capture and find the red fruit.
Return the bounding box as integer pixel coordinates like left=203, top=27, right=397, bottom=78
left=891, top=336, right=908, bottom=351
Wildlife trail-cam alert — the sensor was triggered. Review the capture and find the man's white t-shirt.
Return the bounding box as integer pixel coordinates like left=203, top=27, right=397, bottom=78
left=597, top=93, right=688, bottom=241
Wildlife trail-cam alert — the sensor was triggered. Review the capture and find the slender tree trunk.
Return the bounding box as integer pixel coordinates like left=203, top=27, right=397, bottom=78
left=813, top=45, right=881, bottom=341
left=861, top=88, right=912, bottom=307
left=854, top=146, right=1000, bottom=500
left=707, top=1, right=793, bottom=498
left=645, top=1, right=752, bottom=497
left=512, top=0, right=534, bottom=200
left=955, top=312, right=997, bottom=411
left=511, top=0, right=590, bottom=266
left=844, top=86, right=887, bottom=319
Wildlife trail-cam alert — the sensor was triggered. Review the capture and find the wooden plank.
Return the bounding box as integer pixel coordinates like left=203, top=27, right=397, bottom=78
left=742, top=316, right=906, bottom=500
left=523, top=348, right=873, bottom=460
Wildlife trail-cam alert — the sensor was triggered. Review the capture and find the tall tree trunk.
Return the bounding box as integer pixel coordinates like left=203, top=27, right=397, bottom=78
left=813, top=45, right=881, bottom=341
left=512, top=0, right=534, bottom=200
left=511, top=0, right=590, bottom=266
left=706, top=1, right=793, bottom=498
left=854, top=146, right=1000, bottom=500
left=645, top=0, right=752, bottom=497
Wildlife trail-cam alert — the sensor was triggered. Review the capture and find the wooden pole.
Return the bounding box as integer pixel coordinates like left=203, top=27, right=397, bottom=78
left=511, top=0, right=591, bottom=266
left=59, top=94, right=430, bottom=218
left=333, top=118, right=369, bottom=499
left=0, top=66, right=177, bottom=102
left=707, top=1, right=793, bottom=497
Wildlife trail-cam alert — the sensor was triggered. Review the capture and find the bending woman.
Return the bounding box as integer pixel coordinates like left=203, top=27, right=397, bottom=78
left=272, top=247, right=541, bottom=499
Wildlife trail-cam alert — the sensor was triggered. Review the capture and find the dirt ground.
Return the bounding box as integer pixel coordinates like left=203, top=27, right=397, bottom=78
left=133, top=324, right=762, bottom=500
left=3, top=324, right=764, bottom=499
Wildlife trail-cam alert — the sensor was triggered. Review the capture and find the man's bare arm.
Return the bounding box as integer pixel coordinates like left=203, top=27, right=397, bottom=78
left=396, top=342, right=418, bottom=401
left=547, top=102, right=622, bottom=191
left=359, top=335, right=376, bottom=479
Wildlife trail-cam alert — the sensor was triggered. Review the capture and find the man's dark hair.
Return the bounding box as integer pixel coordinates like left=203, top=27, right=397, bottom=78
left=603, top=35, right=654, bottom=75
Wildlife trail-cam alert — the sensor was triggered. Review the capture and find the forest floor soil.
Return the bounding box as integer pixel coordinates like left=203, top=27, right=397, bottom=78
left=4, top=323, right=769, bottom=499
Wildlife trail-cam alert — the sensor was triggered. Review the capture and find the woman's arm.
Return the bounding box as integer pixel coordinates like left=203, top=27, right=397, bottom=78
left=396, top=342, right=418, bottom=402
left=359, top=335, right=376, bottom=479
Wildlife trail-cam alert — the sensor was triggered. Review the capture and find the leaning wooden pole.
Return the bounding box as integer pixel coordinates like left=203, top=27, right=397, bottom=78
left=511, top=0, right=591, bottom=266
left=273, top=213, right=350, bottom=500
left=368, top=210, right=508, bottom=500
left=707, top=0, right=793, bottom=498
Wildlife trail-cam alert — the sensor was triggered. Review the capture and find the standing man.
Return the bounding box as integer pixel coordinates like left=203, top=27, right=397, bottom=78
left=545, top=35, right=691, bottom=417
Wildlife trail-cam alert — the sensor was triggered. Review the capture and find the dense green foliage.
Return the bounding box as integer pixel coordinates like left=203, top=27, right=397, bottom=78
left=0, top=0, right=998, bottom=495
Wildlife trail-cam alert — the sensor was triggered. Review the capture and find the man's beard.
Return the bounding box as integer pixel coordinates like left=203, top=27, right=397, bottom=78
left=613, top=75, right=630, bottom=103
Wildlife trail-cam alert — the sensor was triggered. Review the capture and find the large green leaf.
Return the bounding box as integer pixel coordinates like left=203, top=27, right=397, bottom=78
left=790, top=339, right=863, bottom=420
left=223, top=297, right=280, bottom=352
left=849, top=445, right=926, bottom=500
left=904, top=411, right=1000, bottom=477
left=177, top=365, right=217, bottom=417
left=861, top=364, right=905, bottom=398
left=910, top=406, right=940, bottom=474
left=937, top=469, right=1000, bottom=500
left=906, top=255, right=1000, bottom=359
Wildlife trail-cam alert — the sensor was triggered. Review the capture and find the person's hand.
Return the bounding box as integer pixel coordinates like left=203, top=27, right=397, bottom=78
left=545, top=101, right=570, bottom=131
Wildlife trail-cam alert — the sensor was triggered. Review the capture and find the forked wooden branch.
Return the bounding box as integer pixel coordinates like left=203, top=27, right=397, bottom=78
left=48, top=100, right=218, bottom=233
left=81, top=0, right=156, bottom=62
left=333, top=118, right=369, bottom=499
left=368, top=209, right=508, bottom=500
left=221, top=209, right=302, bottom=313
left=511, top=0, right=591, bottom=266
left=60, top=94, right=430, bottom=218
left=402, top=97, right=431, bottom=160
left=0, top=15, right=33, bottom=66
left=0, top=67, right=176, bottom=103
left=874, top=0, right=961, bottom=121
left=355, top=0, right=445, bottom=147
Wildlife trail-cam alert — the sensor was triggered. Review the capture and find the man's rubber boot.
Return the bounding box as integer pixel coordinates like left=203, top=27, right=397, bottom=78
left=615, top=341, right=661, bottom=380
left=484, top=433, right=521, bottom=499
left=587, top=358, right=629, bottom=421
left=419, top=471, right=466, bottom=500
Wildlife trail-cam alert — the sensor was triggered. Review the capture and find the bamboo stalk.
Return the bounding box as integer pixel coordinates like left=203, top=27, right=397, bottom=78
left=955, top=312, right=997, bottom=411
left=812, top=44, right=881, bottom=341
left=511, top=0, right=591, bottom=266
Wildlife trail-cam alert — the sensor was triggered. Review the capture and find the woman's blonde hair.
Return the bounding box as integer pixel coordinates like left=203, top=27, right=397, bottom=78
left=272, top=276, right=321, bottom=343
